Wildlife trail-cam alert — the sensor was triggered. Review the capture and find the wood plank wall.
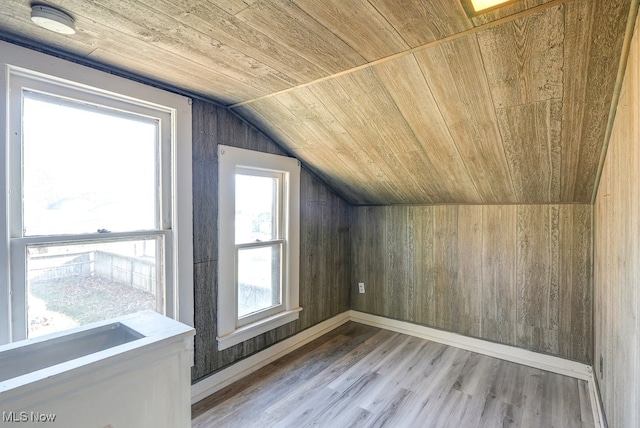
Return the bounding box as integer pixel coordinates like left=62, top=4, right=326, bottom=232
left=191, top=99, right=350, bottom=382
left=350, top=204, right=592, bottom=363
left=594, top=12, right=640, bottom=428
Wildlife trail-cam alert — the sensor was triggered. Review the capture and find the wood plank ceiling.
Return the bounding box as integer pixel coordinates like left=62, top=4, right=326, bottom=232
left=0, top=0, right=634, bottom=204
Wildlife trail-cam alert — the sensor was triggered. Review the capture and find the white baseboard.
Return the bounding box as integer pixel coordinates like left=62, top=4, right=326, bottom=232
left=190, top=311, right=350, bottom=404
left=191, top=310, right=604, bottom=427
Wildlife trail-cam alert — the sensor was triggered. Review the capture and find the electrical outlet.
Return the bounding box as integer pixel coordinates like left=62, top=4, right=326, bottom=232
left=358, top=282, right=365, bottom=294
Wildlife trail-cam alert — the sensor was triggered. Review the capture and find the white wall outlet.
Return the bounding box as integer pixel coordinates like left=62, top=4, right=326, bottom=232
left=358, top=282, right=365, bottom=294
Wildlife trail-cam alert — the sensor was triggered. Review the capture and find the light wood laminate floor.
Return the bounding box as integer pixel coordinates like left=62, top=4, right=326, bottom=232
left=192, top=322, right=595, bottom=428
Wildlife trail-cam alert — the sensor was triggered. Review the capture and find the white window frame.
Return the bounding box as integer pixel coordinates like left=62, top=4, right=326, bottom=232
left=217, top=145, right=301, bottom=350
left=0, top=41, right=194, bottom=344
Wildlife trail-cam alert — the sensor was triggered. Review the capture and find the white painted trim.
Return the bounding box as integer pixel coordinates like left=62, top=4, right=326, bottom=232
left=349, top=311, right=593, bottom=380
left=216, top=308, right=302, bottom=350
left=217, top=144, right=301, bottom=347
left=191, top=311, right=350, bottom=404
left=588, top=373, right=606, bottom=428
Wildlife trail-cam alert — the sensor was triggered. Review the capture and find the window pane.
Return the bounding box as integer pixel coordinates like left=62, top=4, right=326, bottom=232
left=235, top=173, right=278, bottom=244
left=237, top=244, right=281, bottom=318
left=26, top=238, right=162, bottom=338
left=22, top=92, right=158, bottom=236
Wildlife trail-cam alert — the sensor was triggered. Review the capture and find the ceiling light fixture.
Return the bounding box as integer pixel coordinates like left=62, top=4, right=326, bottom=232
left=461, top=0, right=519, bottom=17
left=31, top=5, right=76, bottom=35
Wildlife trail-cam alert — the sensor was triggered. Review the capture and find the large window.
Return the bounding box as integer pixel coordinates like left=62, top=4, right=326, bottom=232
left=0, top=41, right=193, bottom=344
left=217, top=145, right=300, bottom=350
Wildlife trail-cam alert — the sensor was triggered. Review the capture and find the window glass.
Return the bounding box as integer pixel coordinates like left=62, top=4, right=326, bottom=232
left=22, top=91, right=158, bottom=236
left=26, top=238, right=162, bottom=338
left=237, top=244, right=282, bottom=318
left=234, top=173, right=278, bottom=244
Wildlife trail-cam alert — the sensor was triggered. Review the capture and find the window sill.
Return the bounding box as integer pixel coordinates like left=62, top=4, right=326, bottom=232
left=216, top=307, right=302, bottom=351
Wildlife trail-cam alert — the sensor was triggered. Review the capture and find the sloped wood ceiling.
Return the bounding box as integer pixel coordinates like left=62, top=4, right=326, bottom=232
left=0, top=0, right=634, bottom=204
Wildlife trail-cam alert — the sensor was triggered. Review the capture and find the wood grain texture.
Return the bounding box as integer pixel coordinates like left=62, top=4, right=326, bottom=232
left=136, top=0, right=330, bottom=84
left=477, top=5, right=564, bottom=202
left=481, top=205, right=517, bottom=345
left=594, top=10, right=640, bottom=428
left=236, top=0, right=367, bottom=74
left=456, top=205, right=483, bottom=337
left=84, top=0, right=296, bottom=92
left=477, top=4, right=564, bottom=108
left=191, top=99, right=350, bottom=382
left=350, top=204, right=592, bottom=363
left=192, top=322, right=595, bottom=428
left=366, top=0, right=472, bottom=47
left=571, top=0, right=632, bottom=202
left=291, top=0, right=409, bottom=61
left=373, top=54, right=482, bottom=203
left=0, top=0, right=632, bottom=205
left=412, top=35, right=517, bottom=203
left=561, top=0, right=632, bottom=202
left=516, top=205, right=556, bottom=355
left=495, top=100, right=563, bottom=202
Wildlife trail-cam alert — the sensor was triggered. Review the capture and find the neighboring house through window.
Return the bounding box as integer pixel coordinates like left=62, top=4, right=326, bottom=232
left=217, top=145, right=301, bottom=350
left=0, top=41, right=193, bottom=344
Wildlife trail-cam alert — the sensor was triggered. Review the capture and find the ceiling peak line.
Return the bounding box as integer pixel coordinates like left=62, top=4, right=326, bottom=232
left=229, top=0, right=569, bottom=110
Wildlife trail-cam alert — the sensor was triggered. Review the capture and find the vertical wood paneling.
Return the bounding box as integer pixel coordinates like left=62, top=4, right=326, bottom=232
left=191, top=99, right=350, bottom=383
left=559, top=204, right=592, bottom=363
left=481, top=205, right=517, bottom=345
left=516, top=205, right=554, bottom=354
left=193, top=101, right=219, bottom=264
left=594, top=11, right=640, bottom=428
left=457, top=205, right=483, bottom=337
left=433, top=206, right=459, bottom=332
left=350, top=207, right=386, bottom=316
left=386, top=206, right=410, bottom=319
left=409, top=205, right=435, bottom=327
left=351, top=203, right=591, bottom=362
left=193, top=260, right=218, bottom=379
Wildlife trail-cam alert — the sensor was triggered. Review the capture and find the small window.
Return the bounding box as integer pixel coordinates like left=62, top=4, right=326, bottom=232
left=217, top=145, right=301, bottom=350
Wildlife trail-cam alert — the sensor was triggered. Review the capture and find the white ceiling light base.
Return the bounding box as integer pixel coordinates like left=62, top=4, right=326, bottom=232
left=31, top=5, right=76, bottom=35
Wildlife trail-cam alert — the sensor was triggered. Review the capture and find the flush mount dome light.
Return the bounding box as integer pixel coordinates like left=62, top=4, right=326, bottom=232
left=461, top=0, right=519, bottom=16
left=31, top=5, right=76, bottom=35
